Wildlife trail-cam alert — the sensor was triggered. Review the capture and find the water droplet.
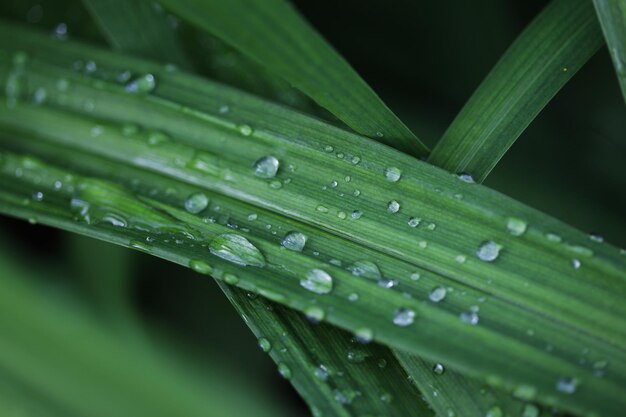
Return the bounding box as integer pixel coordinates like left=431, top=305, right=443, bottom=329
left=522, top=404, right=539, bottom=417
left=258, top=337, right=272, bottom=352
left=546, top=233, right=562, bottom=243
left=476, top=241, right=502, bottom=262
left=314, top=365, right=329, bottom=381
left=184, top=192, right=209, bottom=214
left=238, top=124, right=253, bottom=136
left=277, top=363, right=292, bottom=379
left=433, top=363, right=445, bottom=375
left=393, top=308, right=415, bottom=327
left=485, top=405, right=502, bottom=417
left=455, top=254, right=467, bottom=264
left=281, top=231, right=307, bottom=252
left=300, top=269, right=333, bottom=294
left=324, top=145, right=334, bottom=153
left=330, top=180, right=338, bottom=188
left=189, top=260, right=212, bottom=275
left=387, top=200, right=400, bottom=213
left=269, top=180, right=282, bottom=189
left=209, top=234, right=266, bottom=267
left=506, top=217, right=527, bottom=236
left=316, top=205, right=329, bottom=213
left=380, top=392, right=392, bottom=403
left=513, top=384, right=537, bottom=400
left=589, top=233, right=604, bottom=243
left=460, top=311, right=479, bottom=325
left=384, top=167, right=402, bottom=182
left=129, top=240, right=150, bottom=252
left=53, top=23, right=68, bottom=40
left=305, top=306, right=325, bottom=323
left=253, top=155, right=279, bottom=178
left=348, top=260, right=381, bottom=280
left=429, top=286, right=447, bottom=303
left=348, top=293, right=359, bottom=302
left=457, top=173, right=475, bottom=183
left=410, top=272, right=421, bottom=281
left=407, top=217, right=421, bottom=227
left=219, top=104, right=230, bottom=114
left=556, top=377, right=578, bottom=394
left=571, top=259, right=581, bottom=269
left=351, top=210, right=362, bottom=219
left=378, top=278, right=397, bottom=289
left=223, top=273, right=239, bottom=285
left=125, top=73, right=156, bottom=94
left=355, top=327, right=373, bottom=344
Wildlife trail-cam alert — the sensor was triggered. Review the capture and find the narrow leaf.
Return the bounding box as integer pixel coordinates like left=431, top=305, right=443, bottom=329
left=156, top=0, right=429, bottom=156
left=428, top=0, right=602, bottom=182
left=593, top=0, right=626, bottom=105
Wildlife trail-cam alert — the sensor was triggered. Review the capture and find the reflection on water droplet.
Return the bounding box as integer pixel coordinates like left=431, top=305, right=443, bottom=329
left=209, top=234, right=266, bottom=267
left=393, top=308, right=415, bottom=327
left=253, top=155, right=279, bottom=178
left=281, top=231, right=307, bottom=251
left=384, top=167, right=402, bottom=182
left=571, top=259, right=581, bottom=269
left=300, top=269, right=333, bottom=294
left=476, top=241, right=502, bottom=262
left=184, top=192, right=209, bottom=214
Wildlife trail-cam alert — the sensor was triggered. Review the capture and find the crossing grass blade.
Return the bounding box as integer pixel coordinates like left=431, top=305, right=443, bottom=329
left=593, top=0, right=626, bottom=105
left=428, top=0, right=602, bottom=182
left=155, top=0, right=429, bottom=157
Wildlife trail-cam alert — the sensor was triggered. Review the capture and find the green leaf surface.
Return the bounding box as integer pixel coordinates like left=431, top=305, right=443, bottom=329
left=81, top=0, right=192, bottom=69
left=428, top=0, right=602, bottom=182
left=0, top=24, right=625, bottom=416
left=593, top=0, right=626, bottom=105
left=155, top=0, right=429, bottom=157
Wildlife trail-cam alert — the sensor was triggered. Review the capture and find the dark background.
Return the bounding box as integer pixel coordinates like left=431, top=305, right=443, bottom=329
left=0, top=1, right=624, bottom=415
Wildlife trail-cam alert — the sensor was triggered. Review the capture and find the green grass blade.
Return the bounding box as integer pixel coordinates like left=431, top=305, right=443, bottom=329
left=428, top=0, right=602, bottom=182
left=593, top=0, right=626, bottom=105
left=220, top=284, right=432, bottom=417
left=0, top=27, right=625, bottom=416
left=155, top=0, right=429, bottom=157
left=81, top=0, right=192, bottom=69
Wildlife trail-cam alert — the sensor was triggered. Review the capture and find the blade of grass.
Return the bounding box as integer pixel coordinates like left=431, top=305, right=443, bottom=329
left=155, top=0, right=429, bottom=157
left=593, top=0, right=626, bottom=105
left=428, top=0, right=602, bottom=182
left=0, top=28, right=625, bottom=416
left=81, top=0, right=192, bottom=70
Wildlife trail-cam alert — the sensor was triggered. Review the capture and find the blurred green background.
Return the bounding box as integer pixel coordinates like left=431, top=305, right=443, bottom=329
left=0, top=0, right=624, bottom=415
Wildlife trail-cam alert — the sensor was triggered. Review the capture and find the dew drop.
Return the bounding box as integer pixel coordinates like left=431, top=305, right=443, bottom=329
left=433, top=363, right=445, bottom=375
left=348, top=260, right=381, bottom=280
left=223, top=273, right=239, bottom=285
left=316, top=205, right=329, bottom=213
left=258, top=337, right=272, bottom=352
left=407, top=217, right=421, bottom=228
left=410, top=272, right=421, bottom=281
left=589, top=233, right=604, bottom=243
left=314, top=365, right=329, bottom=381
left=429, top=286, right=447, bottom=303
left=184, top=192, right=209, bottom=214
left=281, top=231, right=307, bottom=252
left=387, top=200, right=400, bottom=213
left=305, top=306, right=325, bottom=323
left=300, top=269, right=333, bottom=294
left=324, top=145, right=334, bottom=153
left=189, top=260, right=212, bottom=275
left=476, top=240, right=502, bottom=262
left=455, top=254, right=467, bottom=264
left=571, top=259, right=581, bottom=269
left=506, top=217, right=527, bottom=236
left=457, top=173, right=475, bottom=183
left=384, top=167, right=402, bottom=182
left=278, top=363, right=292, bottom=379
left=125, top=73, right=156, bottom=94
left=351, top=210, right=362, bottom=219
left=460, top=311, right=479, bottom=325
left=238, top=124, right=253, bottom=136
left=209, top=234, right=266, bottom=267
left=393, top=308, right=415, bottom=327
left=556, top=377, right=578, bottom=394
left=355, top=327, right=373, bottom=344
left=253, top=155, right=279, bottom=178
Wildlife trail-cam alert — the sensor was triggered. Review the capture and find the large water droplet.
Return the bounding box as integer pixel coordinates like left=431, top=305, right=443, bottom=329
left=393, top=308, right=415, bottom=327
left=348, top=260, right=381, bottom=280
left=384, top=167, right=402, bottom=182
left=258, top=337, right=272, bottom=352
left=125, top=73, right=156, bottom=94
left=253, top=155, right=279, bottom=178
left=429, top=286, right=447, bottom=303
left=476, top=240, right=502, bottom=262
left=300, top=269, right=333, bottom=294
left=281, top=231, right=307, bottom=251
left=184, top=192, right=209, bottom=214
left=209, top=234, right=266, bottom=267
left=506, top=217, right=527, bottom=236
left=556, top=377, right=578, bottom=394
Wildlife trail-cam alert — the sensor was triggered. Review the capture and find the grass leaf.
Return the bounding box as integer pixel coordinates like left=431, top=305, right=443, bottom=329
left=428, top=0, right=602, bottom=182
left=155, top=0, right=429, bottom=157
left=593, top=0, right=626, bottom=105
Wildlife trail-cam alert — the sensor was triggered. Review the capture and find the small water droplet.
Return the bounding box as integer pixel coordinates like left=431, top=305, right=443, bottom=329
left=258, top=337, right=272, bottom=352
left=506, top=217, right=527, bottom=236
left=351, top=156, right=361, bottom=164
left=485, top=405, right=502, bottom=417
left=355, top=327, right=373, bottom=344
left=378, top=278, right=397, bottom=289
left=277, top=363, right=292, bottom=379
left=589, top=233, right=604, bottom=243
left=300, top=269, right=333, bottom=294
left=348, top=260, right=381, bottom=280
left=556, top=377, right=578, bottom=394
left=189, top=260, right=212, bottom=275
left=316, top=205, right=329, bottom=213
left=387, top=200, right=400, bottom=213
left=184, top=192, right=209, bottom=214
left=351, top=210, right=362, bottom=219
left=455, top=254, right=467, bottom=264
left=238, top=124, right=253, bottom=136
left=324, top=145, right=334, bottom=153
left=125, top=73, right=156, bottom=94
left=348, top=293, right=359, bottom=302
left=253, top=155, right=279, bottom=178
left=407, top=217, right=421, bottom=227
left=457, top=173, right=475, bottom=183
left=571, top=259, right=581, bottom=269
left=393, top=308, right=415, bottom=327
left=384, top=167, right=402, bottom=182
left=433, top=363, right=445, bottom=375
left=305, top=306, right=325, bottom=323
left=53, top=22, right=68, bottom=40
left=546, top=233, right=562, bottom=243
left=209, top=234, right=265, bottom=267
left=476, top=241, right=502, bottom=262
left=380, top=392, right=392, bottom=403
left=410, top=272, right=421, bottom=281
left=281, top=231, right=307, bottom=252
left=223, top=273, right=239, bottom=285
left=460, top=310, right=479, bottom=325
left=314, top=365, right=329, bottom=381
left=429, top=286, right=447, bottom=302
